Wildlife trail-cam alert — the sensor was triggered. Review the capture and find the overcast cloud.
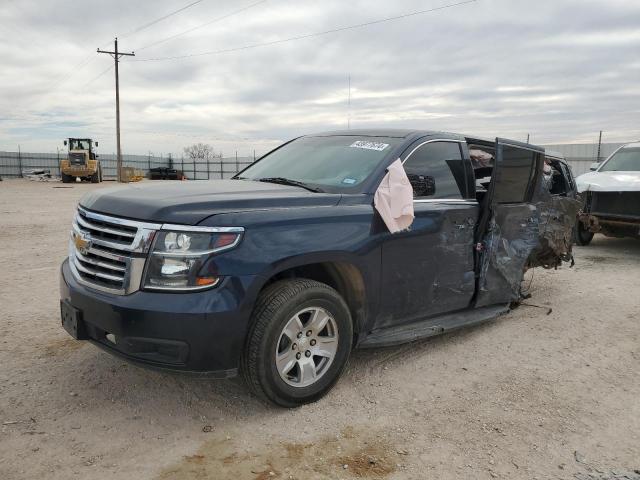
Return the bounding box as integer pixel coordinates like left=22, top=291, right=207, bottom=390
left=1, top=0, right=639, bottom=155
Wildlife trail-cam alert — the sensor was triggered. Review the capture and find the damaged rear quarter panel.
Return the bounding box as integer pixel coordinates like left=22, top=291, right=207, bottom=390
left=476, top=159, right=580, bottom=307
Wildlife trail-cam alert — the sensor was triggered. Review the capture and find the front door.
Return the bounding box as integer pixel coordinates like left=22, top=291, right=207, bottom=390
left=377, top=139, right=478, bottom=329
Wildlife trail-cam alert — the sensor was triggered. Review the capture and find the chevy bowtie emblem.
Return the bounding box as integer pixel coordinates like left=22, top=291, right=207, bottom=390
left=74, top=231, right=92, bottom=255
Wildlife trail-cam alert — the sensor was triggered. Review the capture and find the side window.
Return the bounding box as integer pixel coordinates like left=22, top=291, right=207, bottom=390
left=403, top=142, right=467, bottom=199
left=493, top=145, right=538, bottom=203
left=562, top=163, right=576, bottom=191
left=545, top=158, right=570, bottom=196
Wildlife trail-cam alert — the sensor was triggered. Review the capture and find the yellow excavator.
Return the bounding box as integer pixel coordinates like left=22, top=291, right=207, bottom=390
left=60, top=138, right=102, bottom=183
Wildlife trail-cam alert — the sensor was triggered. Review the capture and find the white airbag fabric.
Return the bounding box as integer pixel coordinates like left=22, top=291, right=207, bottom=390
left=374, top=159, right=415, bottom=233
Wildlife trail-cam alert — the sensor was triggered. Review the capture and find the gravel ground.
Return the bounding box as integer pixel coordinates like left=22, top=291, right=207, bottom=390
left=1, top=178, right=638, bottom=480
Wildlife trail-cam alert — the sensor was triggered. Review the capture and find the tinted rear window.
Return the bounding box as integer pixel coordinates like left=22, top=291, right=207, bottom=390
left=493, top=146, right=538, bottom=203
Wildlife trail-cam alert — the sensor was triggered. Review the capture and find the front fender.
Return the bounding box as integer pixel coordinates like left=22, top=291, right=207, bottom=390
left=198, top=205, right=381, bottom=274
left=198, top=204, right=384, bottom=330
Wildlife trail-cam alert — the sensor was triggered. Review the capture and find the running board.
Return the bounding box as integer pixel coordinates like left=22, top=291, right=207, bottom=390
left=359, top=304, right=510, bottom=348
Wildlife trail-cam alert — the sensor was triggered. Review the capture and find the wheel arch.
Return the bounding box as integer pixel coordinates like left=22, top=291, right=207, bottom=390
left=257, top=260, right=368, bottom=344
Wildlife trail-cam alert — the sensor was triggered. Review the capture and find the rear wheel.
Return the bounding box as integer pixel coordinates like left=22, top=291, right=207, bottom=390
left=90, top=165, right=102, bottom=183
left=242, top=279, right=353, bottom=407
left=574, top=221, right=594, bottom=246
left=61, top=173, right=73, bottom=183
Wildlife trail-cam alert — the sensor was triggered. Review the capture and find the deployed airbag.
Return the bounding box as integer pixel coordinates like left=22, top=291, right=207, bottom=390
left=374, top=159, right=415, bottom=233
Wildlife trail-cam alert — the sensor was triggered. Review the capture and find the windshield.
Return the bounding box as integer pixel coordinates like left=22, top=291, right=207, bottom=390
left=600, top=147, right=640, bottom=172
left=70, top=139, right=91, bottom=150
left=238, top=136, right=401, bottom=190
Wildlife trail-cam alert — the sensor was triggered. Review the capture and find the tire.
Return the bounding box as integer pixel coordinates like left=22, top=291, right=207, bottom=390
left=573, top=221, right=594, bottom=246
left=61, top=173, right=73, bottom=183
left=242, top=279, right=353, bottom=408
left=90, top=166, right=101, bottom=183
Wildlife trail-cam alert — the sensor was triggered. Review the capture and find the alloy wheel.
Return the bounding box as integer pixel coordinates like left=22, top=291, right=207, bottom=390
left=274, top=307, right=339, bottom=387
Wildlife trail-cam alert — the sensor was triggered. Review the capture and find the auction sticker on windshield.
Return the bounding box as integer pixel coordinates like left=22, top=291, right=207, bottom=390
left=350, top=140, right=389, bottom=151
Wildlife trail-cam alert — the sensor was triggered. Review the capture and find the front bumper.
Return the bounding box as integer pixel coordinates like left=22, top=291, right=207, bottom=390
left=579, top=213, right=640, bottom=237
left=59, top=259, right=257, bottom=377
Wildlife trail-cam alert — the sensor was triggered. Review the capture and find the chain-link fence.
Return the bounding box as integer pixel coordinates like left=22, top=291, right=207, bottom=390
left=2, top=142, right=631, bottom=181
left=0, top=151, right=255, bottom=180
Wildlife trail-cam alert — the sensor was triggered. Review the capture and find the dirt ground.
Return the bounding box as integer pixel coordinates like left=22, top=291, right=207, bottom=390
left=1, top=178, right=638, bottom=480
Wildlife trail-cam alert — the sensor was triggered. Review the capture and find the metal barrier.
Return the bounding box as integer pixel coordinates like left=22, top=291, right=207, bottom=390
left=3, top=141, right=631, bottom=181
left=0, top=151, right=254, bottom=180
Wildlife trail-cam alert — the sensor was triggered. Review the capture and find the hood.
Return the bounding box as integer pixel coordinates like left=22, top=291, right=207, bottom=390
left=80, top=180, right=342, bottom=224
left=575, top=171, right=640, bottom=193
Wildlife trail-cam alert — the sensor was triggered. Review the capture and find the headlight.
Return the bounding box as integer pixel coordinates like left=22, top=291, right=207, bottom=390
left=143, top=228, right=243, bottom=291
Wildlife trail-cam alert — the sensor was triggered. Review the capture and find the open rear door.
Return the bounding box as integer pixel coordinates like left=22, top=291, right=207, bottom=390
left=474, top=138, right=544, bottom=307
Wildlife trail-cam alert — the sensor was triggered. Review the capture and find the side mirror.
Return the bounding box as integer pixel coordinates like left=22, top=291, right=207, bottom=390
left=408, top=174, right=436, bottom=197
left=590, top=162, right=599, bottom=171
left=63, top=140, right=67, bottom=146
left=94, top=141, right=98, bottom=147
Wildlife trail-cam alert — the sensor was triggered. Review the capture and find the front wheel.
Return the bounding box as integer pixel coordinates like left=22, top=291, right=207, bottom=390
left=242, top=279, right=353, bottom=407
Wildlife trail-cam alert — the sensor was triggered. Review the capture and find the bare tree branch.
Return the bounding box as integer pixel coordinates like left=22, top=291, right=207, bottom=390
left=183, top=143, right=218, bottom=161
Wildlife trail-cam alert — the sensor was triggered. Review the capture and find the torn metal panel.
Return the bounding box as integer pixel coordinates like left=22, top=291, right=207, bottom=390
left=529, top=181, right=581, bottom=269
left=476, top=204, right=539, bottom=307
left=476, top=144, right=579, bottom=307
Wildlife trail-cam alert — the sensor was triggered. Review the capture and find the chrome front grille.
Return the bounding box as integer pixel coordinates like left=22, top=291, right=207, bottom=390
left=69, top=206, right=161, bottom=295
left=76, top=208, right=137, bottom=243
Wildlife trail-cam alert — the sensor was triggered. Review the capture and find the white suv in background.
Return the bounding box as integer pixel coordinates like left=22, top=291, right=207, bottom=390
left=575, top=142, right=640, bottom=244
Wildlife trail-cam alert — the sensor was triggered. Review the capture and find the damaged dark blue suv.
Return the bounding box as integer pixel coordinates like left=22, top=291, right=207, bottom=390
left=60, top=129, right=579, bottom=407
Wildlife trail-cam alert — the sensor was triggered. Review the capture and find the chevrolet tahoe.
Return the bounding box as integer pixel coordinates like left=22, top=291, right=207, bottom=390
left=60, top=129, right=578, bottom=407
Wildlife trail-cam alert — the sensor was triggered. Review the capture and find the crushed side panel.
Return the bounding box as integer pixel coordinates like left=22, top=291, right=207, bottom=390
left=476, top=161, right=580, bottom=307
left=529, top=177, right=581, bottom=269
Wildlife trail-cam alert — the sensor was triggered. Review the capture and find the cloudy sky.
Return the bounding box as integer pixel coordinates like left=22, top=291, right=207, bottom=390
left=1, top=0, right=639, bottom=156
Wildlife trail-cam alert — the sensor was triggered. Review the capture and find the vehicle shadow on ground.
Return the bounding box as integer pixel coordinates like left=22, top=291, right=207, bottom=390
left=576, top=235, right=640, bottom=254
left=55, top=238, right=640, bottom=419
left=349, top=314, right=506, bottom=373
left=573, top=236, right=640, bottom=271
left=56, top=311, right=507, bottom=423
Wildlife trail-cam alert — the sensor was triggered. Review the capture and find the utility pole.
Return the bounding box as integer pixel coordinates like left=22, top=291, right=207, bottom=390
left=596, top=130, right=603, bottom=162
left=347, top=75, right=351, bottom=129
left=17, top=144, right=22, bottom=178
left=97, top=38, right=134, bottom=182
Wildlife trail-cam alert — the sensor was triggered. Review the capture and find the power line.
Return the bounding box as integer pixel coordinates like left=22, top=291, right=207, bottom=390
left=49, top=1, right=205, bottom=90
left=135, top=0, right=268, bottom=52
left=80, top=64, right=114, bottom=90
left=49, top=42, right=121, bottom=92
left=50, top=55, right=99, bottom=90
left=132, top=0, right=477, bottom=62
left=119, top=0, right=207, bottom=38
left=50, top=38, right=117, bottom=90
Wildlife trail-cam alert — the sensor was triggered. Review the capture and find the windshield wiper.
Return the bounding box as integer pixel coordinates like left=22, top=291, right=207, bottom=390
left=257, top=177, right=324, bottom=193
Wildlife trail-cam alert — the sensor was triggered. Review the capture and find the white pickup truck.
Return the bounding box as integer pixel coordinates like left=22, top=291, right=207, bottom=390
left=575, top=142, right=640, bottom=244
